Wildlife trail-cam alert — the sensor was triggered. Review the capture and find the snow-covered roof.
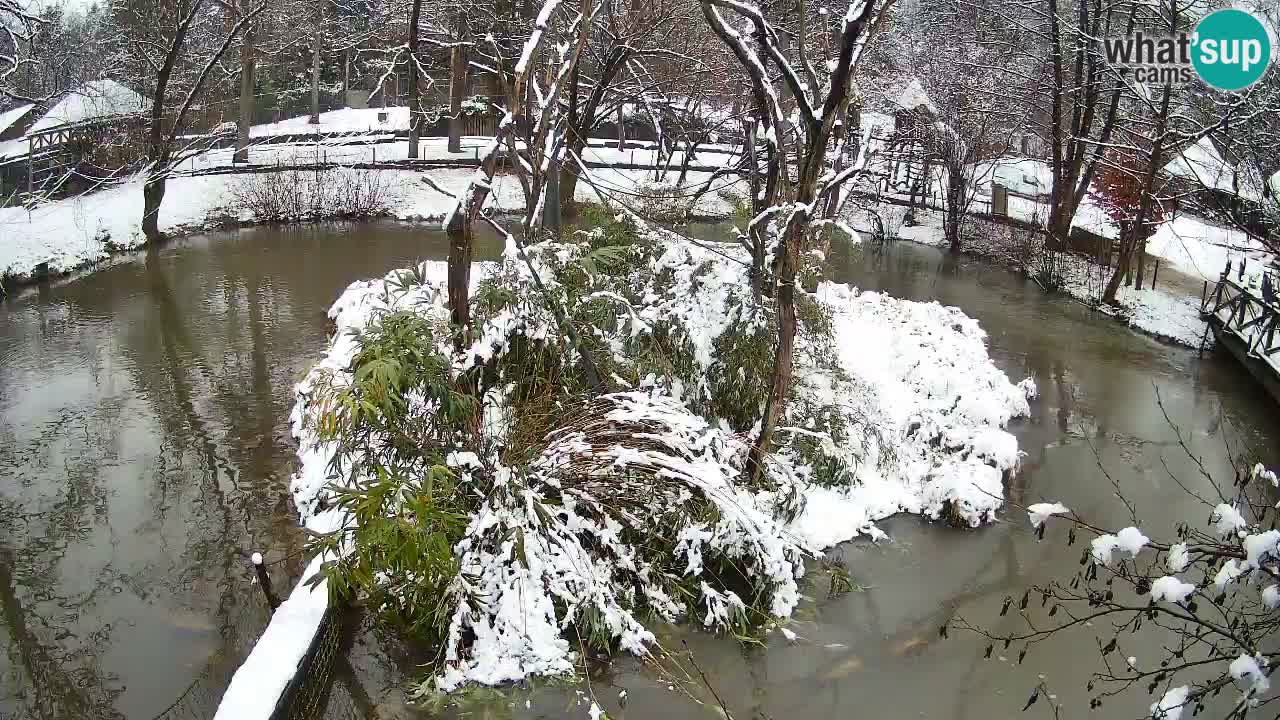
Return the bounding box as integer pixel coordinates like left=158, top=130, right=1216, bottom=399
left=0, top=103, right=35, bottom=136
left=891, top=78, right=938, bottom=115
left=28, top=80, right=147, bottom=134
left=1162, top=136, right=1262, bottom=201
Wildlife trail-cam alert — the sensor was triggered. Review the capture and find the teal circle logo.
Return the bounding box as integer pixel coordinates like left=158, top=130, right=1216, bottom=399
left=1192, top=9, right=1272, bottom=91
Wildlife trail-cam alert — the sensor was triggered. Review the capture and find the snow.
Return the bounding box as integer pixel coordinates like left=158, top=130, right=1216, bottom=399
left=889, top=78, right=938, bottom=115
left=1145, top=215, right=1272, bottom=282
left=1149, top=576, right=1196, bottom=604
left=1151, top=685, right=1191, bottom=720
left=0, top=103, right=34, bottom=136
left=247, top=106, right=411, bottom=137
left=27, top=79, right=146, bottom=134
left=284, top=231, right=1032, bottom=692
left=0, top=173, right=234, bottom=279
left=1263, top=584, right=1280, bottom=610
left=1214, top=559, right=1245, bottom=590
left=212, top=553, right=333, bottom=720
left=1229, top=653, right=1270, bottom=695
left=1166, top=542, right=1190, bottom=572
left=0, top=154, right=745, bottom=281
left=1212, top=503, right=1247, bottom=537
left=250, top=552, right=263, bottom=566
left=1027, top=502, right=1069, bottom=529
left=972, top=157, right=1052, bottom=198
left=1162, top=136, right=1262, bottom=201
left=1090, top=526, right=1149, bottom=565
left=780, top=627, right=798, bottom=642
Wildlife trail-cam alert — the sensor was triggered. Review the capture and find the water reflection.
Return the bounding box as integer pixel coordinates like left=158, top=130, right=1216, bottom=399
left=0, top=221, right=502, bottom=720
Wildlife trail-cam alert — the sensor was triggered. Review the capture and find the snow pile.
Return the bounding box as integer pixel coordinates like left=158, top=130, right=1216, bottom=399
left=286, top=229, right=1031, bottom=691
left=1090, top=526, right=1150, bottom=565
left=1166, top=542, right=1190, bottom=572
left=1150, top=685, right=1191, bottom=720
left=1263, top=585, right=1280, bottom=610
left=437, top=390, right=808, bottom=690
left=1149, top=576, right=1196, bottom=604
left=1229, top=654, right=1271, bottom=695
left=1253, top=463, right=1279, bottom=487
left=1212, top=503, right=1247, bottom=537
left=1027, top=502, right=1069, bottom=529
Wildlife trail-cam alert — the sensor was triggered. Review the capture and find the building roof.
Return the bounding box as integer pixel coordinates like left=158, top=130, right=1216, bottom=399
left=28, top=80, right=147, bottom=135
left=0, top=103, right=36, bottom=137
left=891, top=78, right=938, bottom=115
left=1162, top=136, right=1262, bottom=201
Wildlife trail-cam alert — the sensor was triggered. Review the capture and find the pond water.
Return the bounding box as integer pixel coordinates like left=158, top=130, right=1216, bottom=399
left=1, top=223, right=1276, bottom=720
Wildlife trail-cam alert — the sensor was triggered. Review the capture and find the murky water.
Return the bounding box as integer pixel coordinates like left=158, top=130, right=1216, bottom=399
left=2, top=225, right=1276, bottom=720
left=0, top=221, right=502, bottom=720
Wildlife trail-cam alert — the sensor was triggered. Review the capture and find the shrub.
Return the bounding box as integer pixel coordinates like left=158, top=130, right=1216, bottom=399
left=227, top=167, right=392, bottom=222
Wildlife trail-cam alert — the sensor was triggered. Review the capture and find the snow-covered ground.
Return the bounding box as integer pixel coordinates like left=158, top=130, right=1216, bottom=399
left=0, top=163, right=745, bottom=281
left=891, top=208, right=1209, bottom=346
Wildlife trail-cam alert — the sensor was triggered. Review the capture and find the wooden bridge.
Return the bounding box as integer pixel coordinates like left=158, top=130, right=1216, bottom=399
left=1201, top=267, right=1280, bottom=405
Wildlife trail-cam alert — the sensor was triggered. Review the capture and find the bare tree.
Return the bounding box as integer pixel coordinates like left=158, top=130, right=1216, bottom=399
left=699, top=0, right=886, bottom=485
left=109, top=0, right=267, bottom=241
left=407, top=0, right=424, bottom=157
left=0, top=0, right=45, bottom=102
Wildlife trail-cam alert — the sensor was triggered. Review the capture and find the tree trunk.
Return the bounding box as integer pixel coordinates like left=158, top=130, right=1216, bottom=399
left=406, top=0, right=423, bottom=159
left=1133, top=238, right=1147, bottom=289
left=234, top=10, right=255, bottom=164
left=743, top=116, right=766, bottom=292
left=447, top=40, right=467, bottom=153
left=616, top=103, right=625, bottom=149
left=558, top=136, right=586, bottom=214
left=944, top=165, right=964, bottom=252
left=142, top=172, right=166, bottom=243
left=446, top=221, right=474, bottom=330
left=309, top=1, right=321, bottom=124
left=746, top=219, right=800, bottom=486
left=1103, top=223, right=1132, bottom=304
left=343, top=47, right=350, bottom=99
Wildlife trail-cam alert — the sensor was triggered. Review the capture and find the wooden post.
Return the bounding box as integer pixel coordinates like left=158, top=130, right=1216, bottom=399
left=252, top=552, right=280, bottom=610
left=1150, top=260, right=1159, bottom=290
left=991, top=183, right=1008, bottom=217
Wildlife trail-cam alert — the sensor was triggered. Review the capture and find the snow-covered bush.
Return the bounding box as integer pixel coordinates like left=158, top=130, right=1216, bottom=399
left=292, top=211, right=1032, bottom=693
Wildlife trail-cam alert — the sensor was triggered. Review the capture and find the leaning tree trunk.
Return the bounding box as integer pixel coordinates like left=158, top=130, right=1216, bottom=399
left=447, top=36, right=467, bottom=153
left=1103, top=223, right=1134, bottom=304
left=406, top=0, right=423, bottom=158
left=234, top=9, right=255, bottom=164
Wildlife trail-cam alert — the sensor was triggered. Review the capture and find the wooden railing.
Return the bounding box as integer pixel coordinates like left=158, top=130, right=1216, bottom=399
left=1202, top=274, right=1280, bottom=361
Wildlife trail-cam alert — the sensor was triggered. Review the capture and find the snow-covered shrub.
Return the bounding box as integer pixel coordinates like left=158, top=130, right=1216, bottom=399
left=292, top=210, right=1032, bottom=692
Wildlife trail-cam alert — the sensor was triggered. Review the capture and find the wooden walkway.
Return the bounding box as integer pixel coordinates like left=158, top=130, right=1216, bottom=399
left=1201, top=270, right=1280, bottom=405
